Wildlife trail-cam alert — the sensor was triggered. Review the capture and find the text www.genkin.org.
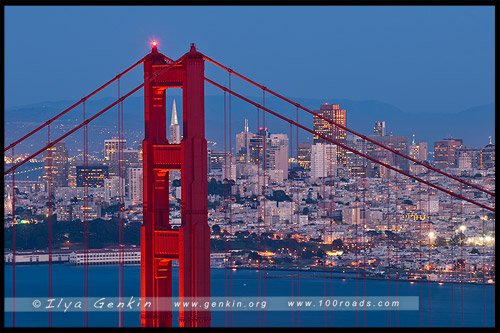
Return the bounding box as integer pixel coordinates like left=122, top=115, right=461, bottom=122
left=5, top=296, right=418, bottom=312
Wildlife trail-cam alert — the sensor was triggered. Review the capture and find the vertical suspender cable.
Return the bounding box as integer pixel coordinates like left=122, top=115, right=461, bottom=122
left=11, top=148, right=16, bottom=327
left=262, top=89, right=267, bottom=327
left=481, top=207, right=485, bottom=327
left=228, top=72, right=233, bottom=328
left=354, top=153, right=359, bottom=327
left=394, top=157, right=399, bottom=327
left=118, top=77, right=124, bottom=327
left=418, top=180, right=423, bottom=327
left=296, top=106, right=300, bottom=327
left=257, top=104, right=266, bottom=327
left=257, top=105, right=261, bottom=326
left=386, top=168, right=391, bottom=327
left=289, top=122, right=294, bottom=327
left=223, top=90, right=229, bottom=328
left=83, top=101, right=89, bottom=327
left=362, top=141, right=367, bottom=327
left=48, top=124, right=53, bottom=327
left=323, top=141, right=327, bottom=327
left=427, top=169, right=431, bottom=327
left=258, top=106, right=262, bottom=327
left=450, top=194, right=454, bottom=326
left=256, top=108, right=264, bottom=326
left=330, top=142, right=334, bottom=327
left=460, top=184, right=463, bottom=327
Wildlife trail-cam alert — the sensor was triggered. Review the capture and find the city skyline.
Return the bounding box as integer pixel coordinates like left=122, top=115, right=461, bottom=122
left=3, top=4, right=495, bottom=328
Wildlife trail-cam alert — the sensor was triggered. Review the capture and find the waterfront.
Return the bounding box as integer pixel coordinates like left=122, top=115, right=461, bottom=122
left=4, top=264, right=494, bottom=327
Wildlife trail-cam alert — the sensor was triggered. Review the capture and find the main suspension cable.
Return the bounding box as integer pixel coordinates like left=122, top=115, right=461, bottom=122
left=202, top=55, right=494, bottom=198
left=4, top=54, right=149, bottom=153
left=204, top=77, right=494, bottom=213
left=5, top=55, right=186, bottom=177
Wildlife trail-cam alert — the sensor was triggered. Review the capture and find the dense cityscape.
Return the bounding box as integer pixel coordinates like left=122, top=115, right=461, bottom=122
left=4, top=100, right=495, bottom=285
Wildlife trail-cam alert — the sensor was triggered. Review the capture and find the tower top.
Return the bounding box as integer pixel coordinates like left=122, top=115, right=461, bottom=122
left=151, top=40, right=158, bottom=53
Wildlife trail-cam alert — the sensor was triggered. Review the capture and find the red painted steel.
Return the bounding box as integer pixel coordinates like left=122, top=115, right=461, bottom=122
left=141, top=43, right=210, bottom=327
left=4, top=45, right=495, bottom=328
left=4, top=57, right=185, bottom=177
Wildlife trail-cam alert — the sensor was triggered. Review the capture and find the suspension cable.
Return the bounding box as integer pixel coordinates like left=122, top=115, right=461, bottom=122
left=5, top=55, right=186, bottom=177
left=4, top=54, right=149, bottom=153
left=202, top=54, right=494, bottom=198
left=204, top=77, right=494, bottom=213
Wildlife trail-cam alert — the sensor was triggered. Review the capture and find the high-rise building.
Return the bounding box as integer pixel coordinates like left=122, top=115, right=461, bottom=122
left=480, top=140, right=495, bottom=169
left=456, top=146, right=480, bottom=169
left=457, top=152, right=472, bottom=169
left=297, top=142, right=312, bottom=170
left=269, top=145, right=289, bottom=179
left=208, top=150, right=228, bottom=171
left=169, top=99, right=181, bottom=144
left=104, top=176, right=125, bottom=203
left=43, top=141, right=69, bottom=187
left=367, top=134, right=409, bottom=177
left=236, top=119, right=253, bottom=163
left=248, top=128, right=268, bottom=164
left=373, top=121, right=386, bottom=136
left=108, top=148, right=141, bottom=178
left=418, top=142, right=428, bottom=161
left=434, top=138, right=463, bottom=169
left=345, top=134, right=367, bottom=177
left=408, top=136, right=429, bottom=174
left=76, top=165, right=109, bottom=187
left=311, top=143, right=337, bottom=179
left=268, top=133, right=289, bottom=178
left=127, top=167, right=143, bottom=204
left=104, top=139, right=126, bottom=161
left=313, top=104, right=347, bottom=167
left=222, top=155, right=237, bottom=181
left=409, top=134, right=419, bottom=160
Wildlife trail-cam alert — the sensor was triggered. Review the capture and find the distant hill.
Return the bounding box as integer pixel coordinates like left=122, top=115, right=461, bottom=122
left=4, top=95, right=494, bottom=156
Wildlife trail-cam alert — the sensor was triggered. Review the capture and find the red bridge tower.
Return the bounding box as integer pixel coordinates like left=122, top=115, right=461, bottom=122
left=140, top=43, right=211, bottom=327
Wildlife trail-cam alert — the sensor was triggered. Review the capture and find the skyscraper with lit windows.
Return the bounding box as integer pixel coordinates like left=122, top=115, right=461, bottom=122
left=434, top=138, right=463, bottom=169
left=313, top=103, right=347, bottom=168
left=43, top=141, right=69, bottom=187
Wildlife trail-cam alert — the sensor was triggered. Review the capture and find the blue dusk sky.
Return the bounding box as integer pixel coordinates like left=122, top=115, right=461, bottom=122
left=4, top=5, right=495, bottom=114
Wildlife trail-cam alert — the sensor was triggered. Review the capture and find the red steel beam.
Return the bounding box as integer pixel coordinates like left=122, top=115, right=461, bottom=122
left=4, top=54, right=149, bottom=153
left=202, top=54, right=495, bottom=198
left=4, top=55, right=186, bottom=176
left=205, top=77, right=495, bottom=213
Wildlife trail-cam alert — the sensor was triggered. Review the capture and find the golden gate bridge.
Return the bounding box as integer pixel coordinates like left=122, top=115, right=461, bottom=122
left=4, top=42, right=495, bottom=327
